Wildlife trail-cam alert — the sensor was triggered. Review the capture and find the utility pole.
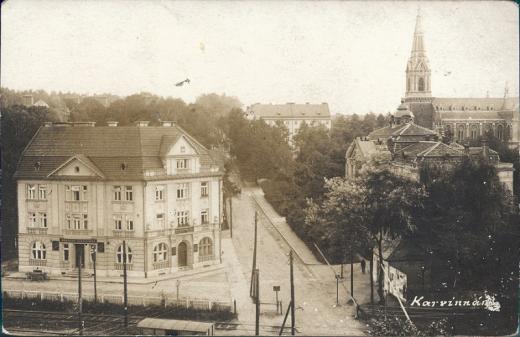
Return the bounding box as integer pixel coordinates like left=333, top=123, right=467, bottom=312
left=335, top=275, right=339, bottom=305
left=250, top=211, right=258, bottom=297
left=92, top=244, right=97, bottom=304
left=255, top=269, right=260, bottom=336
left=279, top=301, right=292, bottom=336
left=289, top=250, right=295, bottom=336
left=78, top=246, right=83, bottom=336
left=350, top=245, right=354, bottom=297
left=229, top=197, right=233, bottom=238
left=370, top=255, right=374, bottom=304
left=123, top=240, right=128, bottom=328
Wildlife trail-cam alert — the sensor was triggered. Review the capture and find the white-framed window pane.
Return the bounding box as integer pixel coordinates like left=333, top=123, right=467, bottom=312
left=39, top=213, right=47, bottom=228
left=155, top=185, right=164, bottom=201
left=125, top=186, right=133, bottom=201
left=201, top=182, right=208, bottom=197
left=27, top=185, right=36, bottom=199
left=38, top=185, right=47, bottom=200
left=28, top=212, right=37, bottom=227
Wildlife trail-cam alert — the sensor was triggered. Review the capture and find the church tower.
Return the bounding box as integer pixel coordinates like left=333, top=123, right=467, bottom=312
left=404, top=11, right=432, bottom=102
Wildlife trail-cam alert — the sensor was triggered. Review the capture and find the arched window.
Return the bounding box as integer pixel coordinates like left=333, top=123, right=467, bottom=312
left=457, top=125, right=465, bottom=141
left=497, top=125, right=504, bottom=140
left=470, top=125, right=478, bottom=140
left=418, top=77, right=425, bottom=92
left=198, top=237, right=213, bottom=262
left=32, top=241, right=46, bottom=260
left=116, top=244, right=133, bottom=264
left=153, top=243, right=168, bottom=262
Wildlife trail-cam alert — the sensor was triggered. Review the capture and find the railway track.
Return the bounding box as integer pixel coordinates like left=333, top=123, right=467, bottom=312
left=3, top=309, right=298, bottom=335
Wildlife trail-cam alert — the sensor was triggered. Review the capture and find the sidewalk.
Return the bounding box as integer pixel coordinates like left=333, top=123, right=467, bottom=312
left=5, top=263, right=225, bottom=285
left=249, top=187, right=321, bottom=265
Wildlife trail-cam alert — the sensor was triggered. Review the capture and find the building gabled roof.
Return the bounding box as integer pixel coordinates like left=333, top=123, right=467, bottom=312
left=247, top=103, right=330, bottom=119
left=369, top=122, right=437, bottom=140
left=399, top=141, right=465, bottom=160
left=47, top=154, right=106, bottom=178
left=14, top=124, right=220, bottom=181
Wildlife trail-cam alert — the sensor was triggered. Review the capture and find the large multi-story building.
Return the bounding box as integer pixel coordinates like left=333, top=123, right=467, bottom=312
left=403, top=12, right=520, bottom=149
left=246, top=102, right=332, bottom=141
left=14, top=121, right=224, bottom=278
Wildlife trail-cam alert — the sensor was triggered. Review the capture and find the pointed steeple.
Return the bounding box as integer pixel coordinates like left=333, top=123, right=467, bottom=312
left=404, top=9, right=432, bottom=101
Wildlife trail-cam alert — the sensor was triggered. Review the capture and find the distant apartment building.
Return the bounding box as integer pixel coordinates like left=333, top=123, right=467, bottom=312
left=246, top=103, right=332, bottom=141
left=22, top=95, right=34, bottom=107
left=15, top=121, right=224, bottom=278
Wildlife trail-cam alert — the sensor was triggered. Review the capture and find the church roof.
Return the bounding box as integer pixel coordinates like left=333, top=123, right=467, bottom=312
left=432, top=97, right=519, bottom=112
left=247, top=103, right=330, bottom=119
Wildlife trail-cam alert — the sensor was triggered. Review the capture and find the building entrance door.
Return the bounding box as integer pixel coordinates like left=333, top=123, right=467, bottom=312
left=75, top=244, right=85, bottom=268
left=178, top=242, right=188, bottom=267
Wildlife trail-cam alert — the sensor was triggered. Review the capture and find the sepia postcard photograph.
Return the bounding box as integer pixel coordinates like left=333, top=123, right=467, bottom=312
left=1, top=0, right=519, bottom=336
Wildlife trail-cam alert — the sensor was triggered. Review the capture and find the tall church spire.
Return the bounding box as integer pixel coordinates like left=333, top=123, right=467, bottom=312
left=405, top=9, right=432, bottom=101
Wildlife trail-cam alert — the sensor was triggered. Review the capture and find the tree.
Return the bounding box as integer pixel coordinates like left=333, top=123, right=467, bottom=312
left=305, top=160, right=426, bottom=303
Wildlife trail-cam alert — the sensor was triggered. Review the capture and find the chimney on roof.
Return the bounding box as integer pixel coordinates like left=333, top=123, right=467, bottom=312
left=136, top=121, right=149, bottom=127
left=161, top=121, right=174, bottom=127
left=73, top=122, right=96, bottom=127
left=107, top=121, right=119, bottom=127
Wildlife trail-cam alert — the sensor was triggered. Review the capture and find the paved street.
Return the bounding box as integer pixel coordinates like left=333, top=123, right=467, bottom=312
left=228, top=186, right=369, bottom=335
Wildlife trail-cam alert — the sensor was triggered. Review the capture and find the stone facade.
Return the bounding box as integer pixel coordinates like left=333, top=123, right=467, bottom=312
left=15, top=122, right=224, bottom=278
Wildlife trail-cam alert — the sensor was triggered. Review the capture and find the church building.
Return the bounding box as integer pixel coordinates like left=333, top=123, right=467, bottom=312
left=403, top=12, right=520, bottom=149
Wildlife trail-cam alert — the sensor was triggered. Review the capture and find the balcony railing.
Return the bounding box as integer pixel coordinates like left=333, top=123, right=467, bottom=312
left=114, top=263, right=133, bottom=271
left=112, top=230, right=135, bottom=237
left=175, top=226, right=194, bottom=234
left=152, top=260, right=171, bottom=270
left=27, top=227, right=48, bottom=235
left=29, top=259, right=47, bottom=267
left=63, top=229, right=93, bottom=236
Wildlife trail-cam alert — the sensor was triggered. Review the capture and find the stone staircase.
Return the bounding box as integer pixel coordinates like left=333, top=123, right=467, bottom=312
left=62, top=269, right=93, bottom=279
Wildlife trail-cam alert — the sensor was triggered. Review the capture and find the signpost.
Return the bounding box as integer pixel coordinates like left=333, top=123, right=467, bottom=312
left=273, top=285, right=281, bottom=314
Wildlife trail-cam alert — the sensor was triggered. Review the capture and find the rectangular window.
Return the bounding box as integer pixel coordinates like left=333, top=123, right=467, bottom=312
left=83, top=214, right=88, bottom=229
left=125, top=186, right=133, bottom=201
left=177, top=210, right=189, bottom=226
left=200, top=182, right=208, bottom=197
left=97, top=242, right=105, bottom=253
left=113, top=186, right=122, bottom=201
left=82, top=186, right=88, bottom=200
left=38, top=185, right=47, bottom=200
left=126, top=218, right=134, bottom=231
left=28, top=212, right=37, bottom=227
left=66, top=214, right=72, bottom=229
left=156, top=213, right=165, bottom=227
left=114, top=215, right=123, bottom=230
left=39, top=212, right=47, bottom=228
left=73, top=215, right=81, bottom=229
left=155, top=185, right=164, bottom=201
left=177, top=183, right=189, bottom=199
left=63, top=243, right=69, bottom=261
left=27, top=185, right=36, bottom=200
left=52, top=241, right=60, bottom=251
left=72, top=186, right=81, bottom=201
left=176, top=159, right=189, bottom=169
left=201, top=209, right=209, bottom=224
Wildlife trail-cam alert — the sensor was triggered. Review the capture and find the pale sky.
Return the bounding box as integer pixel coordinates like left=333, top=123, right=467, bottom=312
left=1, top=0, right=518, bottom=114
